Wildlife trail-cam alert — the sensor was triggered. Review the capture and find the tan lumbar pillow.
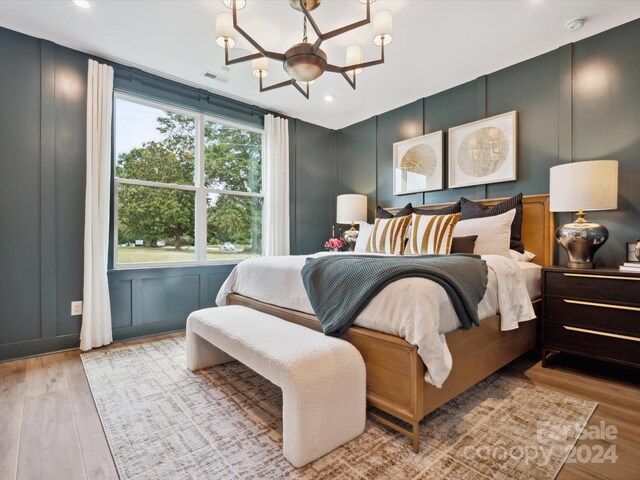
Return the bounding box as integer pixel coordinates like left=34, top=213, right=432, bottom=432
left=405, top=213, right=461, bottom=255
left=366, top=215, right=411, bottom=255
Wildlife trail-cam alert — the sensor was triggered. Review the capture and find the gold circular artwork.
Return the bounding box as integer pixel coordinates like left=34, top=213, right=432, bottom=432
left=457, top=127, right=508, bottom=177
left=400, top=144, right=437, bottom=177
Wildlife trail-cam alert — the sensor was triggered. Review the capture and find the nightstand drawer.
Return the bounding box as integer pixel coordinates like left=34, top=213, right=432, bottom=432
left=545, top=271, right=640, bottom=305
left=545, top=296, right=640, bottom=336
left=545, top=321, right=640, bottom=366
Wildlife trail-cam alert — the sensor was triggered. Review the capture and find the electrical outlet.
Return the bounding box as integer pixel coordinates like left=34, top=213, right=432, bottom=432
left=71, top=301, right=83, bottom=316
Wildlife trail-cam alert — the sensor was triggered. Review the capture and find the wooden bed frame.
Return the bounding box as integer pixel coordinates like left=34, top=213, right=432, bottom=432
left=228, top=194, right=554, bottom=452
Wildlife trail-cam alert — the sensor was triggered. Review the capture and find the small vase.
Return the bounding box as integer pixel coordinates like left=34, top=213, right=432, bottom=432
left=635, top=239, right=640, bottom=262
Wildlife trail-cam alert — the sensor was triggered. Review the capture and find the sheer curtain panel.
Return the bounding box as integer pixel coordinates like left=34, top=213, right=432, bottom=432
left=263, top=114, right=290, bottom=256
left=80, top=60, right=114, bottom=351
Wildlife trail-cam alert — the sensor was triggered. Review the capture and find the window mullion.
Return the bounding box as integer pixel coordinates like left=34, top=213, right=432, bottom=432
left=195, top=113, right=207, bottom=264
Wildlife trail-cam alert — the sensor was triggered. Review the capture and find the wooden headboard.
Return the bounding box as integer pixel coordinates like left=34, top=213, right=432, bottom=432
left=387, top=194, right=554, bottom=267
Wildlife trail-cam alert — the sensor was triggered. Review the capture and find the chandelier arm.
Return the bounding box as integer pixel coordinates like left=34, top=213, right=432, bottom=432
left=301, top=0, right=371, bottom=54
left=259, top=75, right=295, bottom=92
left=339, top=41, right=385, bottom=72
left=340, top=71, right=357, bottom=90
left=231, top=0, right=285, bottom=61
left=315, top=0, right=371, bottom=53
left=292, top=80, right=310, bottom=99
left=224, top=44, right=264, bottom=66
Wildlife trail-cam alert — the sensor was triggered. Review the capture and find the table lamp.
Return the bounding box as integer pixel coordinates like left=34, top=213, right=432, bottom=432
left=336, top=194, right=367, bottom=251
left=549, top=160, right=618, bottom=269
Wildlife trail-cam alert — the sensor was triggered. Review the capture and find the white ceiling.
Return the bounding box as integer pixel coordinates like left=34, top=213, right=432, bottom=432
left=1, top=0, right=639, bottom=129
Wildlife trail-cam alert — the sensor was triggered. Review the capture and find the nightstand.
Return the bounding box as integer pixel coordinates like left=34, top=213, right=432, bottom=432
left=542, top=266, right=640, bottom=369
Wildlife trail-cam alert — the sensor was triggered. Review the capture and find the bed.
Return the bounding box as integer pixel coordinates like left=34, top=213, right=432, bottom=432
left=224, top=194, right=554, bottom=452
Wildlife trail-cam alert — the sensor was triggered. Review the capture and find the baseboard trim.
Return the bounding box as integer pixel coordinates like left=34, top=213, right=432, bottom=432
left=0, top=334, right=80, bottom=363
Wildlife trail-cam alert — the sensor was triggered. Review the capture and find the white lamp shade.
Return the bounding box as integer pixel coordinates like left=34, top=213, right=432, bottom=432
left=373, top=10, right=393, bottom=46
left=216, top=12, right=236, bottom=48
left=549, top=160, right=618, bottom=212
left=252, top=55, right=269, bottom=77
left=346, top=45, right=363, bottom=75
left=337, top=194, right=368, bottom=224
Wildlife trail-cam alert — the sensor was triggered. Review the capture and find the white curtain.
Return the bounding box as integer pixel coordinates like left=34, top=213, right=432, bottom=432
left=263, top=114, right=290, bottom=256
left=80, top=60, right=114, bottom=351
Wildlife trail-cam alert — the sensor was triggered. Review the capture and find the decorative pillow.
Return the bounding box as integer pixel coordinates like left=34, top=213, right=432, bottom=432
left=508, top=249, right=536, bottom=262
left=450, top=235, right=478, bottom=254
left=376, top=203, right=413, bottom=219
left=366, top=215, right=411, bottom=254
left=405, top=213, right=461, bottom=255
left=460, top=193, right=524, bottom=252
left=354, top=222, right=373, bottom=253
left=413, top=199, right=462, bottom=216
left=453, top=209, right=516, bottom=258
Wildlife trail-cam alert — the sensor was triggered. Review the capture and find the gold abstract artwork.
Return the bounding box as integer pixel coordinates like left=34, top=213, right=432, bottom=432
left=457, top=126, right=509, bottom=177
left=400, top=144, right=437, bottom=176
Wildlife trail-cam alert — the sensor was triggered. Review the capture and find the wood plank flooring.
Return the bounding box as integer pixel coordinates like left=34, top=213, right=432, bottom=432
left=0, top=335, right=638, bottom=480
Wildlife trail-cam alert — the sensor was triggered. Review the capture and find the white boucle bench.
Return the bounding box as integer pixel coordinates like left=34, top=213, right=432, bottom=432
left=185, top=305, right=366, bottom=468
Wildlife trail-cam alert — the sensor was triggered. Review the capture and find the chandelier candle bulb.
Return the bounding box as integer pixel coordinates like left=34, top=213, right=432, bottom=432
left=215, top=12, right=236, bottom=48
left=346, top=45, right=363, bottom=75
left=373, top=9, right=393, bottom=46
left=252, top=56, right=269, bottom=77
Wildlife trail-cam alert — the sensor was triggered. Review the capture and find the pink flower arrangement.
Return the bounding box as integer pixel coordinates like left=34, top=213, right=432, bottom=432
left=324, top=237, right=346, bottom=250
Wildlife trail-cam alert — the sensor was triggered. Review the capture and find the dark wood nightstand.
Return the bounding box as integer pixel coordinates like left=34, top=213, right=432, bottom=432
left=542, top=266, right=640, bottom=369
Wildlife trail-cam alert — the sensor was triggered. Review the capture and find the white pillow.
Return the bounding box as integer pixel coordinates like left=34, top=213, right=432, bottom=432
left=509, top=249, right=536, bottom=262
left=354, top=222, right=373, bottom=252
left=453, top=209, right=516, bottom=258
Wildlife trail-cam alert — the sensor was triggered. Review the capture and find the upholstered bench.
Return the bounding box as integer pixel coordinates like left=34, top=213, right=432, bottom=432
left=185, top=305, right=366, bottom=468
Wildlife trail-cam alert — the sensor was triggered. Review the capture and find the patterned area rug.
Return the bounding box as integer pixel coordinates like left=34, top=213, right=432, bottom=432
left=82, top=337, right=596, bottom=480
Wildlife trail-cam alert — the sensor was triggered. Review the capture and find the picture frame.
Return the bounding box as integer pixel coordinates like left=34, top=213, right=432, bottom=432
left=448, top=111, right=518, bottom=189
left=626, top=241, right=640, bottom=262
left=393, top=130, right=444, bottom=195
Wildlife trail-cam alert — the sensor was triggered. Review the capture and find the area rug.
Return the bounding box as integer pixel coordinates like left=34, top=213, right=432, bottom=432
left=82, top=337, right=596, bottom=480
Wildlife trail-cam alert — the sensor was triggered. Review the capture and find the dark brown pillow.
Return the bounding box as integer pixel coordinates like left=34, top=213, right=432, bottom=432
left=413, top=200, right=461, bottom=216
left=376, top=203, right=413, bottom=219
left=460, top=193, right=524, bottom=253
left=450, top=235, right=478, bottom=254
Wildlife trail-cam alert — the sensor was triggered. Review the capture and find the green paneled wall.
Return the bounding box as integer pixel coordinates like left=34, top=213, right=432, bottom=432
left=336, top=19, right=640, bottom=268
left=0, top=26, right=334, bottom=360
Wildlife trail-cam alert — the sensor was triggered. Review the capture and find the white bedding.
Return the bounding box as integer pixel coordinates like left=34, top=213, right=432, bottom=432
left=216, top=253, right=537, bottom=388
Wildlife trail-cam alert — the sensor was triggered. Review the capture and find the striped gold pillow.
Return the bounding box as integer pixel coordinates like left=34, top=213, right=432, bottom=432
left=366, top=215, right=411, bottom=255
left=405, top=213, right=461, bottom=255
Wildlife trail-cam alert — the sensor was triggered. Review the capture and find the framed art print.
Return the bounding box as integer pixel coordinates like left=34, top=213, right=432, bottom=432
left=448, top=111, right=517, bottom=188
left=393, top=130, right=444, bottom=195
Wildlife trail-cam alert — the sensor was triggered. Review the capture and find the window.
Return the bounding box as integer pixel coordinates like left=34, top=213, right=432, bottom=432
left=114, top=93, right=263, bottom=267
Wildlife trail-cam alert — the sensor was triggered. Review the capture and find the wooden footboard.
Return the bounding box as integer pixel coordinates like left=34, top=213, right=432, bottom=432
left=227, top=293, right=538, bottom=452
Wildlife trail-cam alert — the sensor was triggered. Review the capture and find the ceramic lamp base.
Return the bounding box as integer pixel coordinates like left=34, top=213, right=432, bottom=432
left=343, top=224, right=359, bottom=252
left=556, top=219, right=609, bottom=269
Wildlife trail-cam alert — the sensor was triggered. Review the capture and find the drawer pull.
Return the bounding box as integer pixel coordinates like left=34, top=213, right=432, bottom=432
left=563, top=299, right=640, bottom=312
left=563, top=273, right=640, bottom=281
left=563, top=326, right=640, bottom=342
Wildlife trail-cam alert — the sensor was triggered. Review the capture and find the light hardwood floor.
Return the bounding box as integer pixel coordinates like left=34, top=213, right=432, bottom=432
left=1, top=335, right=638, bottom=480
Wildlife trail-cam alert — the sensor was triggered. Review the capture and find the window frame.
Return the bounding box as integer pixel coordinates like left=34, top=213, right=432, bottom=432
left=113, top=92, right=265, bottom=270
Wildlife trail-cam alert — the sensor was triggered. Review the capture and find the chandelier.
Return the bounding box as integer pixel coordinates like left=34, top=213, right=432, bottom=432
left=215, top=0, right=393, bottom=98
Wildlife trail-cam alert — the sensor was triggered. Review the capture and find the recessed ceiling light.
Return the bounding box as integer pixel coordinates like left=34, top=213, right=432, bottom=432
left=72, top=0, right=90, bottom=8
left=565, top=18, right=586, bottom=31
left=324, top=94, right=335, bottom=102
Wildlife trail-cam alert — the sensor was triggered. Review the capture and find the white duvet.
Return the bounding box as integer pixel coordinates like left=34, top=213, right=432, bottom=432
left=216, top=252, right=537, bottom=388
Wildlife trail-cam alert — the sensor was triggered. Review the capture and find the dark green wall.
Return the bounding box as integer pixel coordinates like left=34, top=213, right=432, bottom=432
left=0, top=26, right=333, bottom=361
left=336, top=19, right=640, bottom=268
